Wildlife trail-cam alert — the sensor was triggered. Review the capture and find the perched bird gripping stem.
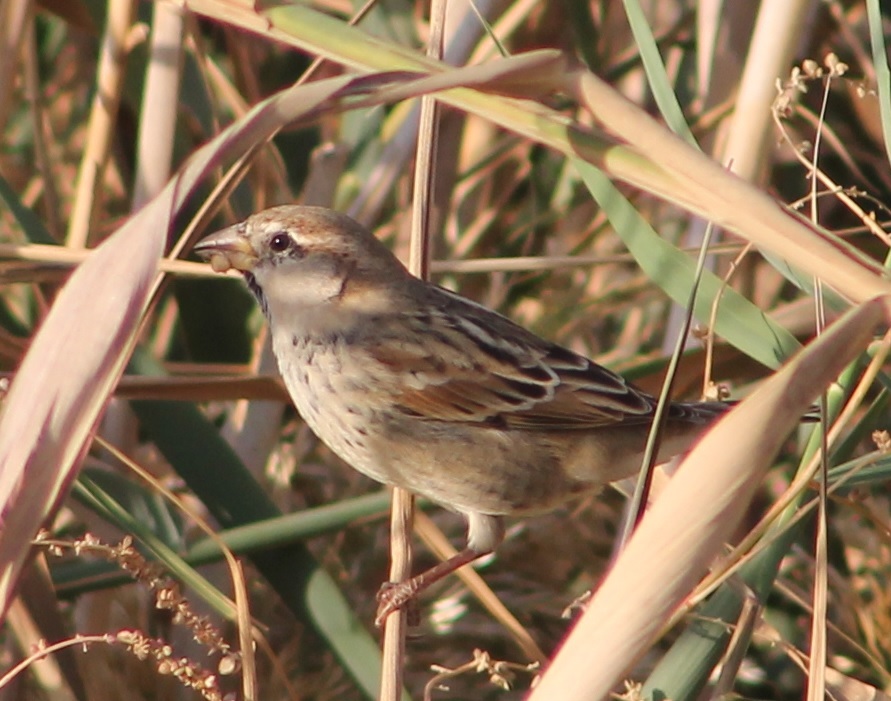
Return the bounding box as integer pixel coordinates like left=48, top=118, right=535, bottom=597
left=195, top=205, right=727, bottom=625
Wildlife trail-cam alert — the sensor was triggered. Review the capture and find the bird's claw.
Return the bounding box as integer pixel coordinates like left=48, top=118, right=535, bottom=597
left=375, top=581, right=420, bottom=627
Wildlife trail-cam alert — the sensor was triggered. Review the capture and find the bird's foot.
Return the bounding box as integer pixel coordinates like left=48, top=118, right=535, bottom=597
left=374, top=547, right=488, bottom=626
left=375, top=580, right=421, bottom=627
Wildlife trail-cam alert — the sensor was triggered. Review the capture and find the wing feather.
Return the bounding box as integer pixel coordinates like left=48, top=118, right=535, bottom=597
left=364, top=287, right=660, bottom=430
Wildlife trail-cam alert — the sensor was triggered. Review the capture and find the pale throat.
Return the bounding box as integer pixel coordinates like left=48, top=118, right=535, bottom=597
left=260, top=267, right=399, bottom=342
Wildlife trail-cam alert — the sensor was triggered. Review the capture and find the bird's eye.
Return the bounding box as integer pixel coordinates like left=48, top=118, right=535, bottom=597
left=269, top=232, right=292, bottom=253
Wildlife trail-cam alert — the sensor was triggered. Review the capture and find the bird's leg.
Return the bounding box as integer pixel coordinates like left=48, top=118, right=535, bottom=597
left=375, top=512, right=504, bottom=626
left=375, top=547, right=489, bottom=626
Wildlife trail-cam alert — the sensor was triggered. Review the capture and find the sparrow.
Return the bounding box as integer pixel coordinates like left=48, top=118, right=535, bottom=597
left=194, top=205, right=727, bottom=625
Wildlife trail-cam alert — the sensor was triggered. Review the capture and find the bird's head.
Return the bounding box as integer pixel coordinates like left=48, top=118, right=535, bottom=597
left=194, top=206, right=412, bottom=325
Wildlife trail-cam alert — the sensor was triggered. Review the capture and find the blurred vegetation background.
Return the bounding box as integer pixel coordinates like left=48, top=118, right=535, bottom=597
left=1, top=1, right=891, bottom=700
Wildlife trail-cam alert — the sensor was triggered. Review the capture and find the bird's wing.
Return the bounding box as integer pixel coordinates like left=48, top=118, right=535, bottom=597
left=365, top=290, right=658, bottom=430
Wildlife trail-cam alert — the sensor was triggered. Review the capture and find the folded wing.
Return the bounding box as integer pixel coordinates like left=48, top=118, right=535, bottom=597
left=366, top=289, right=660, bottom=430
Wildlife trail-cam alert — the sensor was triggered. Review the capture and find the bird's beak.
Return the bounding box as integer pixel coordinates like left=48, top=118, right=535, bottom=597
left=194, top=225, right=258, bottom=273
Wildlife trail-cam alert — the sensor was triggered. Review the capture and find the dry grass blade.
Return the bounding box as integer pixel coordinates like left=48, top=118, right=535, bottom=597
left=66, top=0, right=137, bottom=248
left=379, top=3, right=451, bottom=697
left=0, top=201, right=166, bottom=618
left=528, top=296, right=890, bottom=700
left=826, top=667, right=891, bottom=701
left=718, top=1, right=813, bottom=179
left=0, top=0, right=33, bottom=134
